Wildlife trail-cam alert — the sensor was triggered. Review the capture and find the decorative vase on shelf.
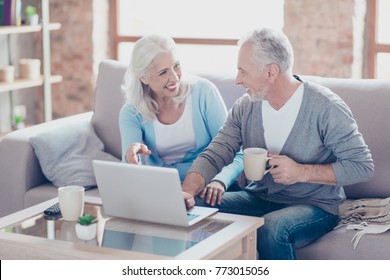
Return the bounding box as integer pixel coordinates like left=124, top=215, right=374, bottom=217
left=75, top=214, right=97, bottom=240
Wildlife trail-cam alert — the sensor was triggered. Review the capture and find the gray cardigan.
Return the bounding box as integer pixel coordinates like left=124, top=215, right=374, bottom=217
left=189, top=79, right=374, bottom=215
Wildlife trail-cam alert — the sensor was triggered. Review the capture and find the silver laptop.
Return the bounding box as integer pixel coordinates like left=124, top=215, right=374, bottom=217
left=92, top=160, right=218, bottom=227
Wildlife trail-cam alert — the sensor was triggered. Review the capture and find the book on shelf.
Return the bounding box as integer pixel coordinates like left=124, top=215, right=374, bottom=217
left=2, top=0, right=14, bottom=26
left=1, top=0, right=22, bottom=26
left=0, top=0, right=4, bottom=25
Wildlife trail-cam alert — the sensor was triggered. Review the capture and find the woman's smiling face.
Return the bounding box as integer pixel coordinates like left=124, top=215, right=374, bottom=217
left=141, top=50, right=182, bottom=99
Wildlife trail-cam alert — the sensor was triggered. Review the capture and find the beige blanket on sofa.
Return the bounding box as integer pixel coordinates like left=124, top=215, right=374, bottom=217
left=337, top=198, right=390, bottom=249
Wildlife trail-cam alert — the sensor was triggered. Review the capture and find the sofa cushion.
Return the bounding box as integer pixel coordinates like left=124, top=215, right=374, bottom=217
left=30, top=120, right=119, bottom=187
left=196, top=72, right=245, bottom=110
left=92, top=60, right=127, bottom=159
left=24, top=184, right=101, bottom=209
left=303, top=76, right=390, bottom=199
left=296, top=224, right=390, bottom=260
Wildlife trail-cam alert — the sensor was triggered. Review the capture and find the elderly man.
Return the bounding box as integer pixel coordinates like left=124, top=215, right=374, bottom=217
left=182, top=28, right=374, bottom=259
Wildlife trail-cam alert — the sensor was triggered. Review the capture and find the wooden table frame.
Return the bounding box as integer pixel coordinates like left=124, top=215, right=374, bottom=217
left=0, top=196, right=263, bottom=260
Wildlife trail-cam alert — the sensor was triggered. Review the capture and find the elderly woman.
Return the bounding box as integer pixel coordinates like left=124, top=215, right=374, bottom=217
left=119, top=34, right=243, bottom=205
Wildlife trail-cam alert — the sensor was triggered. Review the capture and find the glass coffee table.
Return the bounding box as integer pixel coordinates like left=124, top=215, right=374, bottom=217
left=0, top=196, right=263, bottom=259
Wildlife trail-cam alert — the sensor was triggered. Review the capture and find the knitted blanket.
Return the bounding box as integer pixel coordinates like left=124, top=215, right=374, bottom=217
left=337, top=198, right=390, bottom=249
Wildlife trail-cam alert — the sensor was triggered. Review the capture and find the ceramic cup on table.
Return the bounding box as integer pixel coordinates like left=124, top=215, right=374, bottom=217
left=58, top=185, right=85, bottom=221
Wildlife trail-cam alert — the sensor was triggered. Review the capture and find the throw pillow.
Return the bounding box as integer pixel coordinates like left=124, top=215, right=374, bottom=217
left=30, top=120, right=119, bottom=187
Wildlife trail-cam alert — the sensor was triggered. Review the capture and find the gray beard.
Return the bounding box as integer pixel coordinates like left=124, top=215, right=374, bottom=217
left=248, top=89, right=268, bottom=102
left=249, top=94, right=265, bottom=102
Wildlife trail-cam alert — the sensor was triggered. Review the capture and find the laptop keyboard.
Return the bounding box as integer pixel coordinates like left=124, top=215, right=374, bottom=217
left=187, top=213, right=199, bottom=221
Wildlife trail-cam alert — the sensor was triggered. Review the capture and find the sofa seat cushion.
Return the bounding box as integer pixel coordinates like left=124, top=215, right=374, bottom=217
left=296, top=199, right=390, bottom=259
left=296, top=225, right=390, bottom=260
left=24, top=183, right=101, bottom=208
left=30, top=120, right=119, bottom=188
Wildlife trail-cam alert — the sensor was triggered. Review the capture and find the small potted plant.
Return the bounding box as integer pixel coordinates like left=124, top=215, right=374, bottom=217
left=75, top=214, right=97, bottom=240
left=24, top=5, right=39, bottom=25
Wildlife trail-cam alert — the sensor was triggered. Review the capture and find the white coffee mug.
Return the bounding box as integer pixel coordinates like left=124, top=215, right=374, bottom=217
left=58, top=185, right=85, bottom=221
left=243, top=147, right=273, bottom=181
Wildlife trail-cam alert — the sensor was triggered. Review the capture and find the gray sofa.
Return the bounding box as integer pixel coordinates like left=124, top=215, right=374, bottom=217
left=0, top=59, right=389, bottom=259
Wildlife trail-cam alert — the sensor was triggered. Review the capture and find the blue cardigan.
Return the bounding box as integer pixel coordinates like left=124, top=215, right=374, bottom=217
left=119, top=75, right=243, bottom=187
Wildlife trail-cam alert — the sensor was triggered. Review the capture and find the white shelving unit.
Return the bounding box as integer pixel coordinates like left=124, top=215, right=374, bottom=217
left=0, top=0, right=62, bottom=128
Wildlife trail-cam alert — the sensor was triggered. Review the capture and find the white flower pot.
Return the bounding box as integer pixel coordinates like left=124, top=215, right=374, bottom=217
left=75, top=223, right=97, bottom=240
left=26, top=14, right=39, bottom=25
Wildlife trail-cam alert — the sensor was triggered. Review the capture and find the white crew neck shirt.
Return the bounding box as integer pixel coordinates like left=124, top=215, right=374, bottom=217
left=154, top=97, right=196, bottom=164
left=262, top=83, right=304, bottom=155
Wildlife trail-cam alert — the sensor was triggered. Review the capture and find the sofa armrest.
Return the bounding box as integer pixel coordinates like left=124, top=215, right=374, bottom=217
left=0, top=112, right=93, bottom=217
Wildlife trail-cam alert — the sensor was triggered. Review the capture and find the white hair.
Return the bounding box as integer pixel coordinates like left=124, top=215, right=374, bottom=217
left=121, top=35, right=190, bottom=122
left=238, top=28, right=294, bottom=73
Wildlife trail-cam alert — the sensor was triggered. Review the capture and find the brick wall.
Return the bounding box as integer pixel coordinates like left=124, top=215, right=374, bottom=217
left=49, top=0, right=95, bottom=120
left=31, top=0, right=94, bottom=122
left=26, top=0, right=111, bottom=122
left=284, top=0, right=366, bottom=78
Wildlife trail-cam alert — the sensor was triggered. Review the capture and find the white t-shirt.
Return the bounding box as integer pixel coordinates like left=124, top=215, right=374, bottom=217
left=154, top=97, right=196, bottom=164
left=262, top=84, right=304, bottom=155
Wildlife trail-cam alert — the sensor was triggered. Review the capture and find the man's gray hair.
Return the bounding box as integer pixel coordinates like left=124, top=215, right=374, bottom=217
left=238, top=28, right=294, bottom=73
